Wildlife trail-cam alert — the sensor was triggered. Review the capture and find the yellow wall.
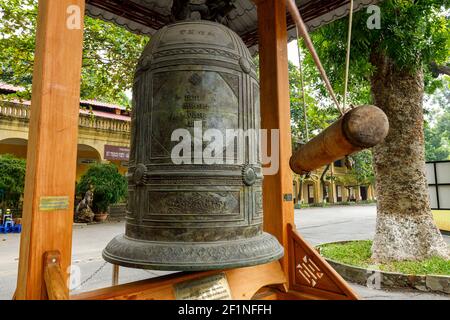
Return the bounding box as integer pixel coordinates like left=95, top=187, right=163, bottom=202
left=0, top=143, right=128, bottom=182
left=76, top=149, right=101, bottom=181
left=295, top=159, right=377, bottom=205
left=110, top=160, right=128, bottom=176
left=1, top=102, right=131, bottom=183
left=432, top=210, right=450, bottom=232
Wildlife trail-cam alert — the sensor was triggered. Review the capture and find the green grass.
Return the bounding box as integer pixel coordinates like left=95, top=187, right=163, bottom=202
left=318, top=240, right=450, bottom=276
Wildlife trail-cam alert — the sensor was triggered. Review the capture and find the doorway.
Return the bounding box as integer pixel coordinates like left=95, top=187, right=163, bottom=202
left=307, top=184, right=315, bottom=204
left=336, top=185, right=342, bottom=202
left=360, top=186, right=368, bottom=201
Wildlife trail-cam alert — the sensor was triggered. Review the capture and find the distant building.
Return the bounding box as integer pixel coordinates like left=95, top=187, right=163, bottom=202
left=293, top=159, right=376, bottom=205
left=0, top=83, right=130, bottom=180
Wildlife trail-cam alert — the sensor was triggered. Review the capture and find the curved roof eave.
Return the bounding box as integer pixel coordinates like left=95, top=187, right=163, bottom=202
left=85, top=0, right=380, bottom=55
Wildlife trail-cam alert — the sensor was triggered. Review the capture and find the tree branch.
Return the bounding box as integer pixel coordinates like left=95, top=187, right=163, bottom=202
left=430, top=62, right=450, bottom=77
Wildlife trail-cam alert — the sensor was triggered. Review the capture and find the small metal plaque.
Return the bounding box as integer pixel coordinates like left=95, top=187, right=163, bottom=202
left=283, top=193, right=293, bottom=202
left=174, top=273, right=232, bottom=300
left=39, top=196, right=69, bottom=211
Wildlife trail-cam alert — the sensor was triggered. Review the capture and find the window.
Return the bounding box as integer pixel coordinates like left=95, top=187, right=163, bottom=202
left=334, top=159, right=343, bottom=167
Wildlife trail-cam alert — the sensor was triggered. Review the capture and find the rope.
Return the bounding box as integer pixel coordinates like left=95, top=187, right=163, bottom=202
left=295, top=28, right=309, bottom=143
left=286, top=0, right=344, bottom=116
left=343, top=0, right=354, bottom=112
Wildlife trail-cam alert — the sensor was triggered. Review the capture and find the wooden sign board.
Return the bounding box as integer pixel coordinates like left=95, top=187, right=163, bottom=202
left=104, top=145, right=130, bottom=161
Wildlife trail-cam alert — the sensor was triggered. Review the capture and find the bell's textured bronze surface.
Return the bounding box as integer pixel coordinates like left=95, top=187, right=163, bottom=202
left=103, top=20, right=284, bottom=271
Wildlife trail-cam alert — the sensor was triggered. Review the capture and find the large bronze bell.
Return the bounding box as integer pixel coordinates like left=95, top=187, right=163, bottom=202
left=103, top=20, right=284, bottom=271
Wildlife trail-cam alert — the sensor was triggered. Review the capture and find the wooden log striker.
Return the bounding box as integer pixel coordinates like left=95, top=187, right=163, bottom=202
left=290, top=105, right=389, bottom=174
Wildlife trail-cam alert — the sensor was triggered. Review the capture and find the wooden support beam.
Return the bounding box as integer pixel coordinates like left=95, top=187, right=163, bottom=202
left=290, top=105, right=389, bottom=174
left=71, top=261, right=287, bottom=300
left=287, top=224, right=359, bottom=300
left=255, top=0, right=295, bottom=274
left=112, top=265, right=120, bottom=286
left=15, top=0, right=85, bottom=300
left=44, top=251, right=69, bottom=300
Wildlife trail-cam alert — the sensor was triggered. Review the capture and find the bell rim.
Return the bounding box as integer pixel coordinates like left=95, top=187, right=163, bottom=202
left=102, top=233, right=284, bottom=271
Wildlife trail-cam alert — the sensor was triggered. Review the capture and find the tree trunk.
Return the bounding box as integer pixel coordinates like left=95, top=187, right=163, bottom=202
left=370, top=52, right=448, bottom=262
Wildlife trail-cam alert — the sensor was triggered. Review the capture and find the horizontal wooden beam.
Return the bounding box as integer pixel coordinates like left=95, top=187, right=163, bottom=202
left=44, top=251, right=69, bottom=300
left=290, top=105, right=389, bottom=174
left=71, top=261, right=286, bottom=300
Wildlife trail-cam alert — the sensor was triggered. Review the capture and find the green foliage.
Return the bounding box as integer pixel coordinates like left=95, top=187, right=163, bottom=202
left=334, top=173, right=357, bottom=186
left=350, top=150, right=375, bottom=185
left=0, top=0, right=149, bottom=106
left=424, top=78, right=450, bottom=161
left=319, top=240, right=450, bottom=275
left=425, top=121, right=450, bottom=161
left=381, top=256, right=450, bottom=275
left=373, top=0, right=448, bottom=73
left=0, top=154, right=26, bottom=208
left=319, top=240, right=373, bottom=267
left=76, top=163, right=127, bottom=213
left=291, top=1, right=449, bottom=182
left=301, top=0, right=449, bottom=102
left=289, top=61, right=338, bottom=144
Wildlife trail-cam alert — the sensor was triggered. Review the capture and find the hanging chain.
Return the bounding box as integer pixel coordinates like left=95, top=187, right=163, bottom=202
left=70, top=262, right=168, bottom=292
left=71, top=261, right=108, bottom=291
left=343, top=0, right=354, bottom=112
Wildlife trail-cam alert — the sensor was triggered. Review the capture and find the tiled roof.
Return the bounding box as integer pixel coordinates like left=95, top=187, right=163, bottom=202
left=80, top=99, right=128, bottom=111
left=0, top=82, right=130, bottom=121
left=0, top=83, right=24, bottom=93
left=0, top=82, right=128, bottom=114
left=79, top=108, right=131, bottom=121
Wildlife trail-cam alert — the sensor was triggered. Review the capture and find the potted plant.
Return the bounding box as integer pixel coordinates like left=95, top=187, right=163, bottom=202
left=76, top=163, right=127, bottom=223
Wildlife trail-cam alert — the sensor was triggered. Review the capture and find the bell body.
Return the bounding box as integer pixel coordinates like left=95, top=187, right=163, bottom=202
left=103, top=21, right=283, bottom=270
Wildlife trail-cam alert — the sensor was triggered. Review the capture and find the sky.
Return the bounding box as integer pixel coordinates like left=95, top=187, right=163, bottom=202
left=287, top=40, right=301, bottom=67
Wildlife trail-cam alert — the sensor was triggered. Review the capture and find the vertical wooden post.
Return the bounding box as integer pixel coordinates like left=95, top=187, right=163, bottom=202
left=329, top=180, right=336, bottom=203
left=255, top=0, right=295, bottom=273
left=314, top=181, right=321, bottom=204
left=16, top=0, right=85, bottom=300
left=112, top=265, right=120, bottom=286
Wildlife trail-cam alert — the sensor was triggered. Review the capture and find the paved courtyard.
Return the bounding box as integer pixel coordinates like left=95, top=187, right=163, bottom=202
left=0, top=204, right=448, bottom=300
left=296, top=205, right=449, bottom=300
